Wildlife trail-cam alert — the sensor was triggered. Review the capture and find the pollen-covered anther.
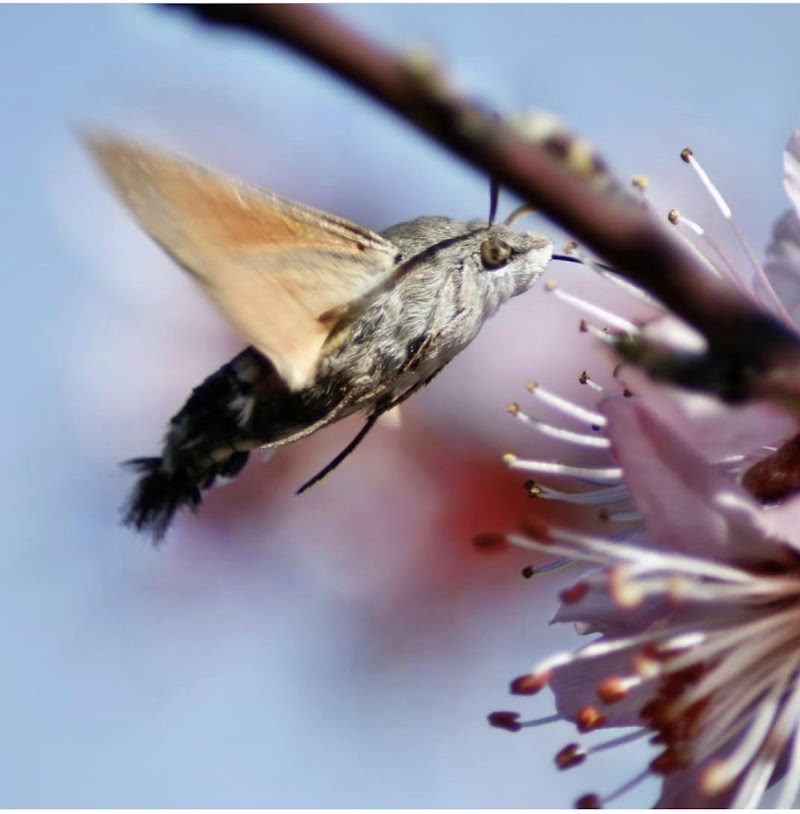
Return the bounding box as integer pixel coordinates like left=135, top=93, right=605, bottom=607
left=502, top=452, right=518, bottom=465
left=631, top=174, right=649, bottom=192
left=631, top=650, right=661, bottom=681
left=563, top=240, right=579, bottom=255
left=545, top=279, right=559, bottom=292
left=597, top=675, right=633, bottom=704
left=666, top=574, right=690, bottom=604
left=577, top=705, right=607, bottom=732
left=680, top=147, right=694, bottom=163
left=525, top=380, right=538, bottom=393
left=511, top=670, right=552, bottom=695
left=700, top=758, right=736, bottom=795
left=524, top=479, right=541, bottom=498
left=487, top=711, right=522, bottom=732
left=650, top=745, right=691, bottom=775
left=507, top=401, right=520, bottom=416
left=608, top=564, right=645, bottom=608
left=667, top=208, right=680, bottom=225
left=576, top=793, right=602, bottom=808
left=472, top=532, right=509, bottom=552
left=556, top=742, right=587, bottom=770
left=560, top=581, right=590, bottom=604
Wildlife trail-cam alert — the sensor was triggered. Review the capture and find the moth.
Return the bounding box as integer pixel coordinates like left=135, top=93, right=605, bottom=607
left=86, top=135, right=553, bottom=541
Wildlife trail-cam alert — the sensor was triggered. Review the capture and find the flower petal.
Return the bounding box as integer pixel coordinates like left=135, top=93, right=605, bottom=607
left=601, top=398, right=781, bottom=561
left=785, top=127, right=800, bottom=217
left=763, top=209, right=800, bottom=324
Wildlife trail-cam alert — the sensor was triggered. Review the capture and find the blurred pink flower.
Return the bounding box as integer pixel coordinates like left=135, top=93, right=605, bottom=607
left=492, top=129, right=800, bottom=807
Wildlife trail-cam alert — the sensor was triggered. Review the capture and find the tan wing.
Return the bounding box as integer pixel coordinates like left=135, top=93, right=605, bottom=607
left=85, top=133, right=399, bottom=390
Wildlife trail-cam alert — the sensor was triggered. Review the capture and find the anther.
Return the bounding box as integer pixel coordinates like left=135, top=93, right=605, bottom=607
left=524, top=479, right=541, bottom=498
left=556, top=743, right=587, bottom=770
left=597, top=676, right=631, bottom=704
left=577, top=705, right=607, bottom=732
left=667, top=209, right=680, bottom=225
left=472, top=532, right=508, bottom=552
left=487, top=711, right=522, bottom=732
left=511, top=671, right=552, bottom=695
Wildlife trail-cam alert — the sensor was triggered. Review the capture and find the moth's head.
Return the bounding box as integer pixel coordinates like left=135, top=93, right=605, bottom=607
left=465, top=219, right=553, bottom=297
left=383, top=214, right=553, bottom=298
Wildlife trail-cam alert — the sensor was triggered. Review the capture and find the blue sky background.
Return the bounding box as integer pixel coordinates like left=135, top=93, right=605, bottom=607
left=2, top=4, right=800, bottom=808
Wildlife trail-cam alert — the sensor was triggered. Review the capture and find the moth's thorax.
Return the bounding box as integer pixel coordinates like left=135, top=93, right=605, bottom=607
left=316, top=214, right=552, bottom=405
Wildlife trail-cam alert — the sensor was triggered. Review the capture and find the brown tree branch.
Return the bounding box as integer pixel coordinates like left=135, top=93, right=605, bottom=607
left=185, top=4, right=800, bottom=409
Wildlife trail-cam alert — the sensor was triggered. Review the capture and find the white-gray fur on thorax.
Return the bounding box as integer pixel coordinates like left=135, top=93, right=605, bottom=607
left=314, top=215, right=552, bottom=411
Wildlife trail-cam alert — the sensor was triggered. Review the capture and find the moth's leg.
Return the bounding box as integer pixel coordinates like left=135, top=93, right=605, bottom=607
left=294, top=365, right=448, bottom=495
left=294, top=307, right=455, bottom=496
left=295, top=409, right=383, bottom=495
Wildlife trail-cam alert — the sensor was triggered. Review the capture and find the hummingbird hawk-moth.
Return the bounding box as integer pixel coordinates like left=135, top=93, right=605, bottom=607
left=86, top=135, right=553, bottom=541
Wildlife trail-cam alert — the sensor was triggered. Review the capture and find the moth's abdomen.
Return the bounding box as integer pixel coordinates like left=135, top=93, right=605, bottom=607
left=122, top=348, right=327, bottom=542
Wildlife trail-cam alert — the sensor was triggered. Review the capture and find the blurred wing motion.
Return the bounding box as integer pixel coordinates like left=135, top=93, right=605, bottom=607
left=85, top=134, right=400, bottom=389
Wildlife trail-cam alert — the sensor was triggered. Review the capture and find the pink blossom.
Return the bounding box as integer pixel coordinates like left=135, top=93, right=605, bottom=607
left=492, top=129, right=800, bottom=807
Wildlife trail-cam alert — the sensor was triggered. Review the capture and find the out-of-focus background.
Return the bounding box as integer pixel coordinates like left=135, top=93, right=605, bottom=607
left=2, top=4, right=800, bottom=807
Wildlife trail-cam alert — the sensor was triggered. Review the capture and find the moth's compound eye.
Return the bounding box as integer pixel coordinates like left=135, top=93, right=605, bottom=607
left=480, top=237, right=513, bottom=270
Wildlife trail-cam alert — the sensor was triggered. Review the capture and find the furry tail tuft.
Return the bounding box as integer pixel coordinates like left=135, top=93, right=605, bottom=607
left=121, top=457, right=203, bottom=543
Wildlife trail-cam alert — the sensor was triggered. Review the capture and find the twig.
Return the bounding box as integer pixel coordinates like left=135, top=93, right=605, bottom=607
left=184, top=4, right=800, bottom=408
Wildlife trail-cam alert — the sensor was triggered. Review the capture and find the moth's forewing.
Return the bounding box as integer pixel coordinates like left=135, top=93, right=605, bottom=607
left=86, top=135, right=400, bottom=389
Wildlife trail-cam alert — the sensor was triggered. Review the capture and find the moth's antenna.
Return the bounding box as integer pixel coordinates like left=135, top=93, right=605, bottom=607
left=505, top=203, right=536, bottom=227
left=488, top=177, right=500, bottom=226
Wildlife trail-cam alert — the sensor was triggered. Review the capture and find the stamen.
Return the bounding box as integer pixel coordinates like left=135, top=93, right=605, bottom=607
left=522, top=558, right=576, bottom=578
left=667, top=210, right=729, bottom=281
left=545, top=280, right=639, bottom=333
left=669, top=209, right=750, bottom=291
left=520, top=526, right=756, bottom=584
left=681, top=147, right=794, bottom=324
left=529, top=483, right=630, bottom=505
left=774, top=680, right=800, bottom=808
left=703, top=666, right=789, bottom=796
left=582, top=321, right=623, bottom=346
left=524, top=381, right=607, bottom=426
left=488, top=710, right=562, bottom=732
left=596, top=269, right=664, bottom=307
left=597, top=767, right=652, bottom=807
left=579, top=372, right=609, bottom=395
left=507, top=404, right=611, bottom=448
left=588, top=729, right=650, bottom=754
left=504, top=457, right=623, bottom=484
left=600, top=509, right=642, bottom=523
